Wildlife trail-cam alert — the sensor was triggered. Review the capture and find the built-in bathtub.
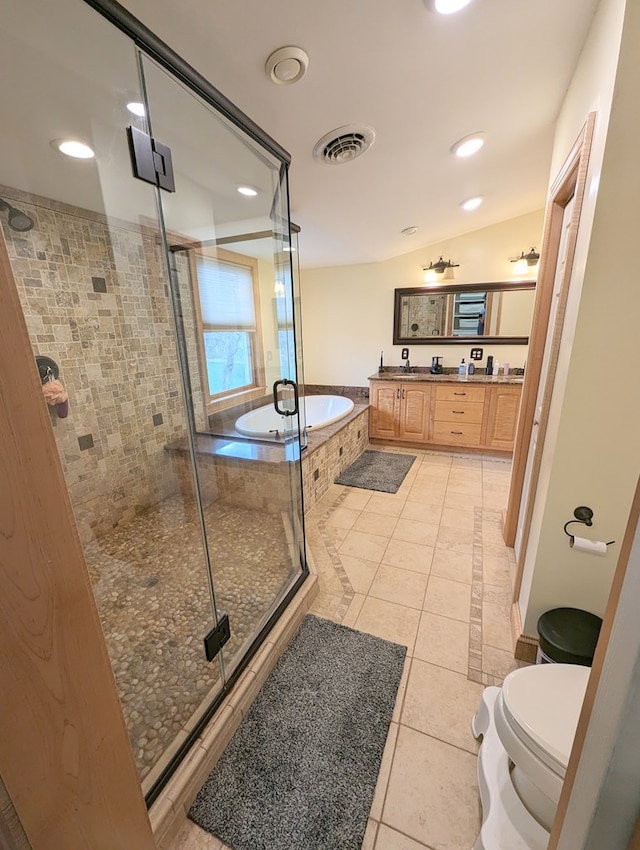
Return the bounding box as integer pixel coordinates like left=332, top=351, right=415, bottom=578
left=235, top=395, right=354, bottom=438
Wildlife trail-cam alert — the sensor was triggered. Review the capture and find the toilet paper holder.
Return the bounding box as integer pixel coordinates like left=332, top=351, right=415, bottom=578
left=563, top=505, right=615, bottom=546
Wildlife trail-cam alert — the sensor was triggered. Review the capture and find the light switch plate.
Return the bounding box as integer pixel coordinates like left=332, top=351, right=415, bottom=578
left=401, top=347, right=409, bottom=360
left=470, top=348, right=483, bottom=360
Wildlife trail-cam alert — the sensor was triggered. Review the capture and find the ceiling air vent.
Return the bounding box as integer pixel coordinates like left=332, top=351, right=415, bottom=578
left=313, top=125, right=376, bottom=164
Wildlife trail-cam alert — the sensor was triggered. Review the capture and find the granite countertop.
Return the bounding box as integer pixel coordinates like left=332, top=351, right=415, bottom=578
left=368, top=369, right=524, bottom=385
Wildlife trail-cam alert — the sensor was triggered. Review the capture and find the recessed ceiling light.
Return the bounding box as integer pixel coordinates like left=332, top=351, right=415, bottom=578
left=427, top=0, right=474, bottom=13
left=451, top=133, right=485, bottom=158
left=461, top=196, right=483, bottom=211
left=127, top=102, right=146, bottom=117
left=51, top=139, right=95, bottom=159
left=401, top=226, right=418, bottom=236
left=237, top=186, right=258, bottom=197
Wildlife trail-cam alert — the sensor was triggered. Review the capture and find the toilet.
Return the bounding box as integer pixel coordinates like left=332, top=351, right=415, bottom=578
left=472, top=663, right=590, bottom=850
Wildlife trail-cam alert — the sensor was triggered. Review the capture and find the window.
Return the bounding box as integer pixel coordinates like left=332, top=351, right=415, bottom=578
left=192, top=249, right=264, bottom=407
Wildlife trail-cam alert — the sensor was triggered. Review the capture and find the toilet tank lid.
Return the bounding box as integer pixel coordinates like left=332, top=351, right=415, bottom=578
left=502, top=663, right=590, bottom=768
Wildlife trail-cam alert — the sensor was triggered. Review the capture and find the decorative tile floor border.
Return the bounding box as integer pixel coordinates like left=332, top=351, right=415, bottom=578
left=468, top=505, right=485, bottom=685
left=314, top=488, right=355, bottom=623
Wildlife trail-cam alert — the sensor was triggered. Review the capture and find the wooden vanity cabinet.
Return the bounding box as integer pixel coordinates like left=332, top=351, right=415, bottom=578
left=369, top=379, right=521, bottom=452
left=369, top=381, right=431, bottom=441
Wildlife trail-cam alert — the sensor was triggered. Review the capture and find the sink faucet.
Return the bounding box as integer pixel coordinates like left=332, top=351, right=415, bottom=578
left=402, top=358, right=411, bottom=373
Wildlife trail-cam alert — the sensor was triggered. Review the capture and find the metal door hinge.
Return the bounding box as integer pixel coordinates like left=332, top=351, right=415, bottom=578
left=127, top=126, right=176, bottom=192
left=203, top=613, right=231, bottom=662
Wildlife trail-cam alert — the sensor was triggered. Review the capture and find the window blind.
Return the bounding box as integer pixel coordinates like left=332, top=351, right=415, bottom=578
left=196, top=256, right=256, bottom=330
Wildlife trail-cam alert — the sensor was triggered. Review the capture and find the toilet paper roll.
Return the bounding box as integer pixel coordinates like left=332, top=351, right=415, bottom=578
left=570, top=535, right=608, bottom=555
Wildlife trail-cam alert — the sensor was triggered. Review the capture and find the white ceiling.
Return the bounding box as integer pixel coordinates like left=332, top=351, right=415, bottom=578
left=118, top=0, right=600, bottom=268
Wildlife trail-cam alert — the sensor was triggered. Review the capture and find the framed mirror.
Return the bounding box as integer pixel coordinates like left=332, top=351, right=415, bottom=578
left=393, top=280, right=536, bottom=345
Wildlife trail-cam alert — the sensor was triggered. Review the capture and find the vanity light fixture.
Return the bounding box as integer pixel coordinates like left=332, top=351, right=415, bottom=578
left=51, top=138, right=95, bottom=159
left=237, top=186, right=258, bottom=197
left=422, top=257, right=459, bottom=282
left=511, top=247, right=540, bottom=274
left=461, top=196, right=483, bottom=211
left=451, top=132, right=485, bottom=158
left=424, top=0, right=474, bottom=14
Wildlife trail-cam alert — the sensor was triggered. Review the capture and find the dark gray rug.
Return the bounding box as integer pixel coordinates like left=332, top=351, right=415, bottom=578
left=335, top=449, right=416, bottom=493
left=189, top=614, right=406, bottom=850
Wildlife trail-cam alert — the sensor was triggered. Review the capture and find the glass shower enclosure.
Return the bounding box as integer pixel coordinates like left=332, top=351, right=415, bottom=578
left=0, top=0, right=308, bottom=801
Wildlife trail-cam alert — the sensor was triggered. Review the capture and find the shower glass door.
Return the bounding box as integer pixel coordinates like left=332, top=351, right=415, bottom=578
left=139, top=55, right=307, bottom=681
left=1, top=0, right=306, bottom=803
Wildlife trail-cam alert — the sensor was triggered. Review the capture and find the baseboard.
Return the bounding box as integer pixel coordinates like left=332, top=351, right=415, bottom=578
left=511, top=602, right=538, bottom=663
left=150, top=573, right=319, bottom=849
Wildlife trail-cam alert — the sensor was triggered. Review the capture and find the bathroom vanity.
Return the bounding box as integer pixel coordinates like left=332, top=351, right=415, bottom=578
left=368, top=372, right=522, bottom=453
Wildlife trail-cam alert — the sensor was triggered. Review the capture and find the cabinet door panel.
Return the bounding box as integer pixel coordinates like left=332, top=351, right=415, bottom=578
left=485, top=386, right=521, bottom=450
left=370, top=383, right=400, bottom=439
left=399, top=385, right=430, bottom=440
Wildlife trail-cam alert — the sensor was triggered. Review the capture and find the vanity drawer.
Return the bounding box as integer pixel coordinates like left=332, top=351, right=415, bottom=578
left=432, top=422, right=482, bottom=446
left=434, top=400, right=484, bottom=424
left=435, top=385, right=486, bottom=404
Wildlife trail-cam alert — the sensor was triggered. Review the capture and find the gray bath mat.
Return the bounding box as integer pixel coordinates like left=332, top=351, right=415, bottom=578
left=335, top=449, right=416, bottom=493
left=189, top=614, right=406, bottom=850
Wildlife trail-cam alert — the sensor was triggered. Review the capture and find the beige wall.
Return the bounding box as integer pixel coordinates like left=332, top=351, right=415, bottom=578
left=518, top=0, right=631, bottom=633
left=300, top=209, right=544, bottom=387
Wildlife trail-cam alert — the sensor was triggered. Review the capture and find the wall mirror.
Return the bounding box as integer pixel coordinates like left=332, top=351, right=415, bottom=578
left=393, top=280, right=536, bottom=345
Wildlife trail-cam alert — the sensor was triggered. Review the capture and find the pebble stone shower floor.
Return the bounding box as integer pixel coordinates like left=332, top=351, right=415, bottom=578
left=85, top=495, right=295, bottom=781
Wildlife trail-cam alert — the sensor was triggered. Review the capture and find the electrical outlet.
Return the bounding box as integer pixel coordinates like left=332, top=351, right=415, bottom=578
left=470, top=347, right=483, bottom=360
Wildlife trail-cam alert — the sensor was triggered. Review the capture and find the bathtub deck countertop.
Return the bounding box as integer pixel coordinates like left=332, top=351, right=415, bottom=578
left=166, top=403, right=370, bottom=466
left=368, top=369, right=524, bottom=385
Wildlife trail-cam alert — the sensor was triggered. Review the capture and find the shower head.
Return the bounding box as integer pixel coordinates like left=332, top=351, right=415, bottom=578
left=0, top=197, right=34, bottom=232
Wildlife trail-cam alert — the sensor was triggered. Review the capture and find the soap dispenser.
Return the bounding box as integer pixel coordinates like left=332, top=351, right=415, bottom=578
left=459, top=357, right=466, bottom=375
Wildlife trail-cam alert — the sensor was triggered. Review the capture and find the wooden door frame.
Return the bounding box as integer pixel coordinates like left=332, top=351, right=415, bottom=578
left=504, top=114, right=596, bottom=599
left=0, top=230, right=155, bottom=848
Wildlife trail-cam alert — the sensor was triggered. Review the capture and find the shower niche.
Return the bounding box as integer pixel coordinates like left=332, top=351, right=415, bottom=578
left=0, top=0, right=308, bottom=803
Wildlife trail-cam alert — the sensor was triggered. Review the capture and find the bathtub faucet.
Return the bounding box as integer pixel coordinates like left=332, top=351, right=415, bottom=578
left=268, top=428, right=282, bottom=440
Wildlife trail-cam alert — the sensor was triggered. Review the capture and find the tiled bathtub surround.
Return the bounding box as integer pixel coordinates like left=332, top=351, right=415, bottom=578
left=302, top=405, right=369, bottom=509
left=169, top=404, right=370, bottom=514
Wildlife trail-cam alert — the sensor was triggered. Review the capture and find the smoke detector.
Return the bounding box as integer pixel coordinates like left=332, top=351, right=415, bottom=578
left=265, top=46, right=309, bottom=85
left=313, top=125, right=376, bottom=165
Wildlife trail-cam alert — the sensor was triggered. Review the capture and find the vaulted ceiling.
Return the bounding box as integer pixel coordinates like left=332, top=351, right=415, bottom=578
left=120, top=0, right=600, bottom=267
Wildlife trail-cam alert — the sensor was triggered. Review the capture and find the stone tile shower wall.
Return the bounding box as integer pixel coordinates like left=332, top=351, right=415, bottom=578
left=2, top=185, right=205, bottom=543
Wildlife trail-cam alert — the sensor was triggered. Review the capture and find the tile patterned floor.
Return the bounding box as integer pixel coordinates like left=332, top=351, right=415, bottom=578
left=172, top=446, right=522, bottom=850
